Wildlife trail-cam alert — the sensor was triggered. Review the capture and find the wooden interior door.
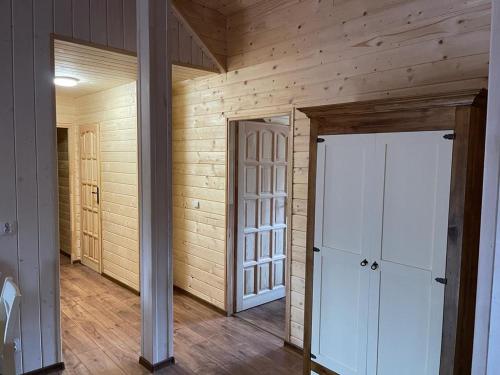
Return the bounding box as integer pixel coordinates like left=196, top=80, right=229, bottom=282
left=312, top=135, right=380, bottom=375
left=79, top=124, right=101, bottom=273
left=370, top=131, right=452, bottom=375
left=236, top=121, right=290, bottom=312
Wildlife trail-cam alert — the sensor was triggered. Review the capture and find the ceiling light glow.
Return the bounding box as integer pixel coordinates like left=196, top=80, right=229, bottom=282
left=54, top=76, right=79, bottom=87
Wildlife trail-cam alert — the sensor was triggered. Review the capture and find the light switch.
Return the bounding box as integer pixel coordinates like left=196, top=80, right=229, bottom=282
left=0, top=221, right=17, bottom=236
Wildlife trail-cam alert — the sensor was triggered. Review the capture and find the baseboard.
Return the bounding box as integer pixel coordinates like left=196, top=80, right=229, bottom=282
left=284, top=340, right=303, bottom=354
left=23, top=362, right=65, bottom=375
left=102, top=272, right=140, bottom=296
left=139, top=356, right=175, bottom=372
left=173, top=285, right=227, bottom=316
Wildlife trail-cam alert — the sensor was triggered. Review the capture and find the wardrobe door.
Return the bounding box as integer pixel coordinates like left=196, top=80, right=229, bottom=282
left=312, top=134, right=379, bottom=375
left=372, top=131, right=453, bottom=375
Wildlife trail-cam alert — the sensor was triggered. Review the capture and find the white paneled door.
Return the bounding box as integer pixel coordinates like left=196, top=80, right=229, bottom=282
left=372, top=132, right=452, bottom=375
left=236, top=121, right=289, bottom=312
left=312, top=135, right=379, bottom=375
left=79, top=124, right=102, bottom=273
left=312, top=131, right=453, bottom=375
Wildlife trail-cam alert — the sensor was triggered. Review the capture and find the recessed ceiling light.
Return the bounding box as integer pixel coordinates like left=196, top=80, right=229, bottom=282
left=54, top=76, right=79, bottom=87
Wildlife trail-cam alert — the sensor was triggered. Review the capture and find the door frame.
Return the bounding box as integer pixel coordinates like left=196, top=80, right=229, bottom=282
left=55, top=123, right=78, bottom=262
left=226, top=111, right=294, bottom=341
left=299, top=89, right=488, bottom=375
left=78, top=122, right=103, bottom=273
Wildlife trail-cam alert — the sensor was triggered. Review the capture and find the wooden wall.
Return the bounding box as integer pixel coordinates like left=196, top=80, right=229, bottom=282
left=169, top=8, right=219, bottom=71
left=56, top=95, right=81, bottom=261
left=1, top=2, right=54, bottom=371
left=76, top=82, right=140, bottom=291
left=54, top=0, right=137, bottom=53
left=0, top=0, right=212, bottom=372
left=57, top=83, right=139, bottom=291
left=54, top=0, right=219, bottom=72
left=172, top=0, right=492, bottom=347
left=57, top=128, right=71, bottom=255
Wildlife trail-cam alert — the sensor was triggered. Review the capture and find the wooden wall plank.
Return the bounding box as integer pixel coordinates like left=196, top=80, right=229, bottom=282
left=178, top=22, right=192, bottom=65
left=72, top=0, right=90, bottom=41
left=34, top=0, right=60, bottom=367
left=107, top=0, right=125, bottom=49
left=12, top=0, right=43, bottom=371
left=54, top=0, right=73, bottom=37
left=123, top=0, right=137, bottom=52
left=90, top=0, right=108, bottom=45
left=0, top=1, right=21, bottom=371
left=172, top=0, right=227, bottom=72
left=169, top=11, right=180, bottom=62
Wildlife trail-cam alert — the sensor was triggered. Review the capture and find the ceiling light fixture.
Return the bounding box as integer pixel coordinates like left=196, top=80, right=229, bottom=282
left=54, top=76, right=79, bottom=87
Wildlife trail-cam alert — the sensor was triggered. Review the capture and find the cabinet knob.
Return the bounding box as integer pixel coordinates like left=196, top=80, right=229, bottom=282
left=371, top=262, right=379, bottom=270
left=360, top=259, right=368, bottom=267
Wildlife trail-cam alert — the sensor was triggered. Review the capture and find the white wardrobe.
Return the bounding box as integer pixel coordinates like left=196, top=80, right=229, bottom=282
left=300, top=90, right=488, bottom=375
left=312, top=132, right=452, bottom=375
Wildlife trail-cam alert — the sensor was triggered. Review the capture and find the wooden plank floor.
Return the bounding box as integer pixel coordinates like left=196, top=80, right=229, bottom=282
left=234, top=299, right=286, bottom=339
left=59, top=259, right=302, bottom=374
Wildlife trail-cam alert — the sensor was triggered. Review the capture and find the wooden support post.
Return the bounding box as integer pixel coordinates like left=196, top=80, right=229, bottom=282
left=137, top=0, right=174, bottom=370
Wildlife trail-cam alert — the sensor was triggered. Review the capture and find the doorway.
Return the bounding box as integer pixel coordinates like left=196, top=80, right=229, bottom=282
left=228, top=115, right=293, bottom=340
left=57, top=127, right=71, bottom=257
left=53, top=37, right=145, bottom=373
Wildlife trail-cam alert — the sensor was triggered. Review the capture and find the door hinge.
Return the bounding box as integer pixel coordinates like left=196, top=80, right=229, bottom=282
left=313, top=247, right=320, bottom=252
left=310, top=353, right=317, bottom=359
left=435, top=277, right=447, bottom=285
left=317, top=138, right=325, bottom=143
left=443, top=133, right=455, bottom=140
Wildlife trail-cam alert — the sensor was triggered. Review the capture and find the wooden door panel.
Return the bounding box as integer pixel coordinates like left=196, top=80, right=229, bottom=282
left=236, top=121, right=289, bottom=311
left=80, top=124, right=101, bottom=273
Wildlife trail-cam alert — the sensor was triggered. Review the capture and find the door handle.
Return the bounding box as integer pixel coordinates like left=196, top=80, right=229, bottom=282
left=360, top=259, right=368, bottom=267
left=91, top=187, right=100, bottom=204
left=371, top=262, right=379, bottom=270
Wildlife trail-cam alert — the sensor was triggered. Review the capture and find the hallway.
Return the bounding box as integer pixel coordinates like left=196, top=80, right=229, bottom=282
left=59, top=258, right=302, bottom=374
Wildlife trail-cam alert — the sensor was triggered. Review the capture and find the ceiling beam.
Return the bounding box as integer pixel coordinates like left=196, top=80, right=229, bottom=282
left=171, top=0, right=227, bottom=73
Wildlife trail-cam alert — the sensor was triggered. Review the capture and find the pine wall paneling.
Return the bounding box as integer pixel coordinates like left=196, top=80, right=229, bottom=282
left=57, top=128, right=71, bottom=255
left=0, top=0, right=213, bottom=371
left=56, top=95, right=80, bottom=262
left=57, top=82, right=139, bottom=291
left=172, top=0, right=492, bottom=347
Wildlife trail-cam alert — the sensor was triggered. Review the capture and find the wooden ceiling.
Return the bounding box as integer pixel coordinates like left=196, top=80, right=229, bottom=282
left=54, top=39, right=137, bottom=98
left=190, top=0, right=262, bottom=16
left=54, top=39, right=217, bottom=98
